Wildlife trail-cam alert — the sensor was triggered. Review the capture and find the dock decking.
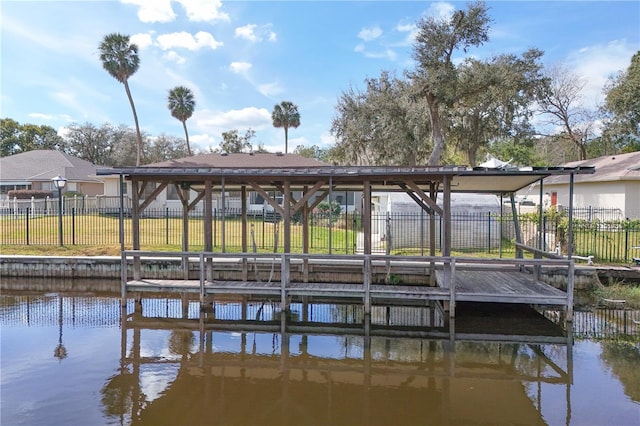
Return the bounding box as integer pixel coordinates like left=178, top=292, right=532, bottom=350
left=122, top=251, right=575, bottom=320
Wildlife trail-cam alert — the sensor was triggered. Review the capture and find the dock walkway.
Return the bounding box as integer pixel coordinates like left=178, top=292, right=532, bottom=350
left=121, top=251, right=575, bottom=320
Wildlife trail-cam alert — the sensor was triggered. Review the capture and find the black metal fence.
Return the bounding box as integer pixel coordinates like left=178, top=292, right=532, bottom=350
left=1, top=206, right=639, bottom=264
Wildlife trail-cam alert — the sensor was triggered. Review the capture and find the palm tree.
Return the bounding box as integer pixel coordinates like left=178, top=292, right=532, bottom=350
left=167, top=86, right=196, bottom=156
left=99, top=33, right=144, bottom=166
left=271, top=101, right=300, bottom=154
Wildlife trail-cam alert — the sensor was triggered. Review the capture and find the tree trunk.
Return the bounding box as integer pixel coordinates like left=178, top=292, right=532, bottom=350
left=124, top=80, right=143, bottom=166
left=426, top=94, right=444, bottom=166
left=182, top=120, right=191, bottom=156
left=284, top=127, right=289, bottom=154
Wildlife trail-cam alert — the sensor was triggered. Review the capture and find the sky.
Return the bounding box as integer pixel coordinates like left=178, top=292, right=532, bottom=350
left=1, top=0, right=639, bottom=154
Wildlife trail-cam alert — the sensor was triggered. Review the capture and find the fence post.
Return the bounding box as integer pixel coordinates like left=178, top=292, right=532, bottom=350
left=165, top=207, right=169, bottom=245
left=624, top=220, right=629, bottom=263
left=420, top=209, right=425, bottom=256
left=487, top=212, right=491, bottom=253
left=72, top=207, right=76, bottom=245
left=26, top=207, right=30, bottom=245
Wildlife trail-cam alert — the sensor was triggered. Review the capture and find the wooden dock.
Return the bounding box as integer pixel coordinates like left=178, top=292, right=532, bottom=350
left=121, top=251, right=575, bottom=321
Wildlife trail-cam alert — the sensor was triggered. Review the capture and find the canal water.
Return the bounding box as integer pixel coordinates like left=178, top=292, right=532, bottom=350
left=1, top=289, right=639, bottom=425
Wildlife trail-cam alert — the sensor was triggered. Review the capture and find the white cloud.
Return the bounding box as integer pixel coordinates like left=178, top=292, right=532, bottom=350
left=257, top=82, right=283, bottom=97
left=320, top=132, right=336, bottom=147
left=28, top=112, right=54, bottom=120
left=121, top=0, right=176, bottom=23
left=354, top=44, right=397, bottom=61
left=194, top=107, right=272, bottom=132
left=565, top=39, right=636, bottom=108
left=235, top=24, right=277, bottom=43
left=131, top=33, right=154, bottom=49
left=176, top=0, right=229, bottom=22
left=162, top=51, right=186, bottom=64
left=235, top=24, right=258, bottom=42
left=358, top=26, right=382, bottom=42
left=426, top=2, right=455, bottom=20
left=156, top=31, right=223, bottom=51
left=396, top=22, right=419, bottom=46
left=229, top=62, right=252, bottom=74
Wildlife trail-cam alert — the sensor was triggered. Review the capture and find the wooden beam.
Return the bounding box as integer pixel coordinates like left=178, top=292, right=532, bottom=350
left=139, top=181, right=168, bottom=212
left=292, top=180, right=325, bottom=213
left=188, top=191, right=206, bottom=211
left=249, top=182, right=285, bottom=216
left=399, top=183, right=433, bottom=214
left=309, top=189, right=331, bottom=210
left=402, top=180, right=443, bottom=215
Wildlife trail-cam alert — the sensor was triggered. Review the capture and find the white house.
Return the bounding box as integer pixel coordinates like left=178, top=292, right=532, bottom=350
left=539, top=151, right=640, bottom=220
left=372, top=192, right=503, bottom=250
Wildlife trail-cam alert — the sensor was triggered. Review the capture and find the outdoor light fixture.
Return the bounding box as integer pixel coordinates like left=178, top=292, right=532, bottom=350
left=51, top=175, right=67, bottom=246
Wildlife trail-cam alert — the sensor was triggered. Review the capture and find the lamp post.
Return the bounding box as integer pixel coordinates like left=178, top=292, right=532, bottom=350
left=51, top=175, right=67, bottom=246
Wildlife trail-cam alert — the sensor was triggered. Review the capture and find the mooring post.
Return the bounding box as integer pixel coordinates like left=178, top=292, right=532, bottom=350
left=364, top=254, right=371, bottom=315
left=566, top=260, right=575, bottom=322
left=199, top=252, right=205, bottom=309
left=120, top=251, right=127, bottom=307
left=449, top=258, right=456, bottom=319
left=281, top=253, right=289, bottom=311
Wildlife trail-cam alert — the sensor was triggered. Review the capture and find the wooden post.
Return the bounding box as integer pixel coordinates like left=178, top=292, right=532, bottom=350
left=204, top=180, right=213, bottom=282
left=199, top=252, right=205, bottom=308
left=284, top=180, right=291, bottom=254
left=566, top=260, right=575, bottom=322
left=442, top=176, right=451, bottom=257
left=567, top=173, right=575, bottom=258
left=538, top=178, right=544, bottom=250
left=241, top=185, right=248, bottom=281
left=364, top=254, right=371, bottom=315
left=328, top=176, right=333, bottom=254
left=363, top=181, right=371, bottom=255
left=449, top=258, right=456, bottom=318
left=182, top=184, right=190, bottom=280
left=302, top=185, right=309, bottom=283
left=120, top=251, right=127, bottom=306
left=221, top=177, right=226, bottom=253
left=510, top=193, right=523, bottom=259
left=131, top=179, right=141, bottom=281
left=281, top=253, right=289, bottom=311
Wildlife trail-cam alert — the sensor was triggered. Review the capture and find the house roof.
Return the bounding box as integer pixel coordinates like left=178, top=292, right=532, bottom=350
left=0, top=150, right=103, bottom=183
left=98, top=153, right=595, bottom=194
left=542, top=151, right=640, bottom=185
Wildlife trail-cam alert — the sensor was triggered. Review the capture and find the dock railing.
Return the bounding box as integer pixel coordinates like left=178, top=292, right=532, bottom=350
left=121, top=250, right=575, bottom=319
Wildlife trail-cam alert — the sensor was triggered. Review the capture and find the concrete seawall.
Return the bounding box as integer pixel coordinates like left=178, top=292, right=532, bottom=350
left=3, top=254, right=636, bottom=290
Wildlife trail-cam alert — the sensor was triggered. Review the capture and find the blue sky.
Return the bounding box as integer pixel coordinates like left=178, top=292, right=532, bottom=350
left=1, top=1, right=639, bottom=154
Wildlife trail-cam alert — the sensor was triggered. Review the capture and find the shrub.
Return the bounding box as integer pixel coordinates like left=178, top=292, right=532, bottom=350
left=7, top=189, right=53, bottom=199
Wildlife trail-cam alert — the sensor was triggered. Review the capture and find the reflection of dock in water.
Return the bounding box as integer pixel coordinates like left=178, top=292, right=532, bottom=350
left=110, top=297, right=575, bottom=425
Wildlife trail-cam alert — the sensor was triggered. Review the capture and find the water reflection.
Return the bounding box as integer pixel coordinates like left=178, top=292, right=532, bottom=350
left=102, top=298, right=575, bottom=426
left=2, top=291, right=639, bottom=425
